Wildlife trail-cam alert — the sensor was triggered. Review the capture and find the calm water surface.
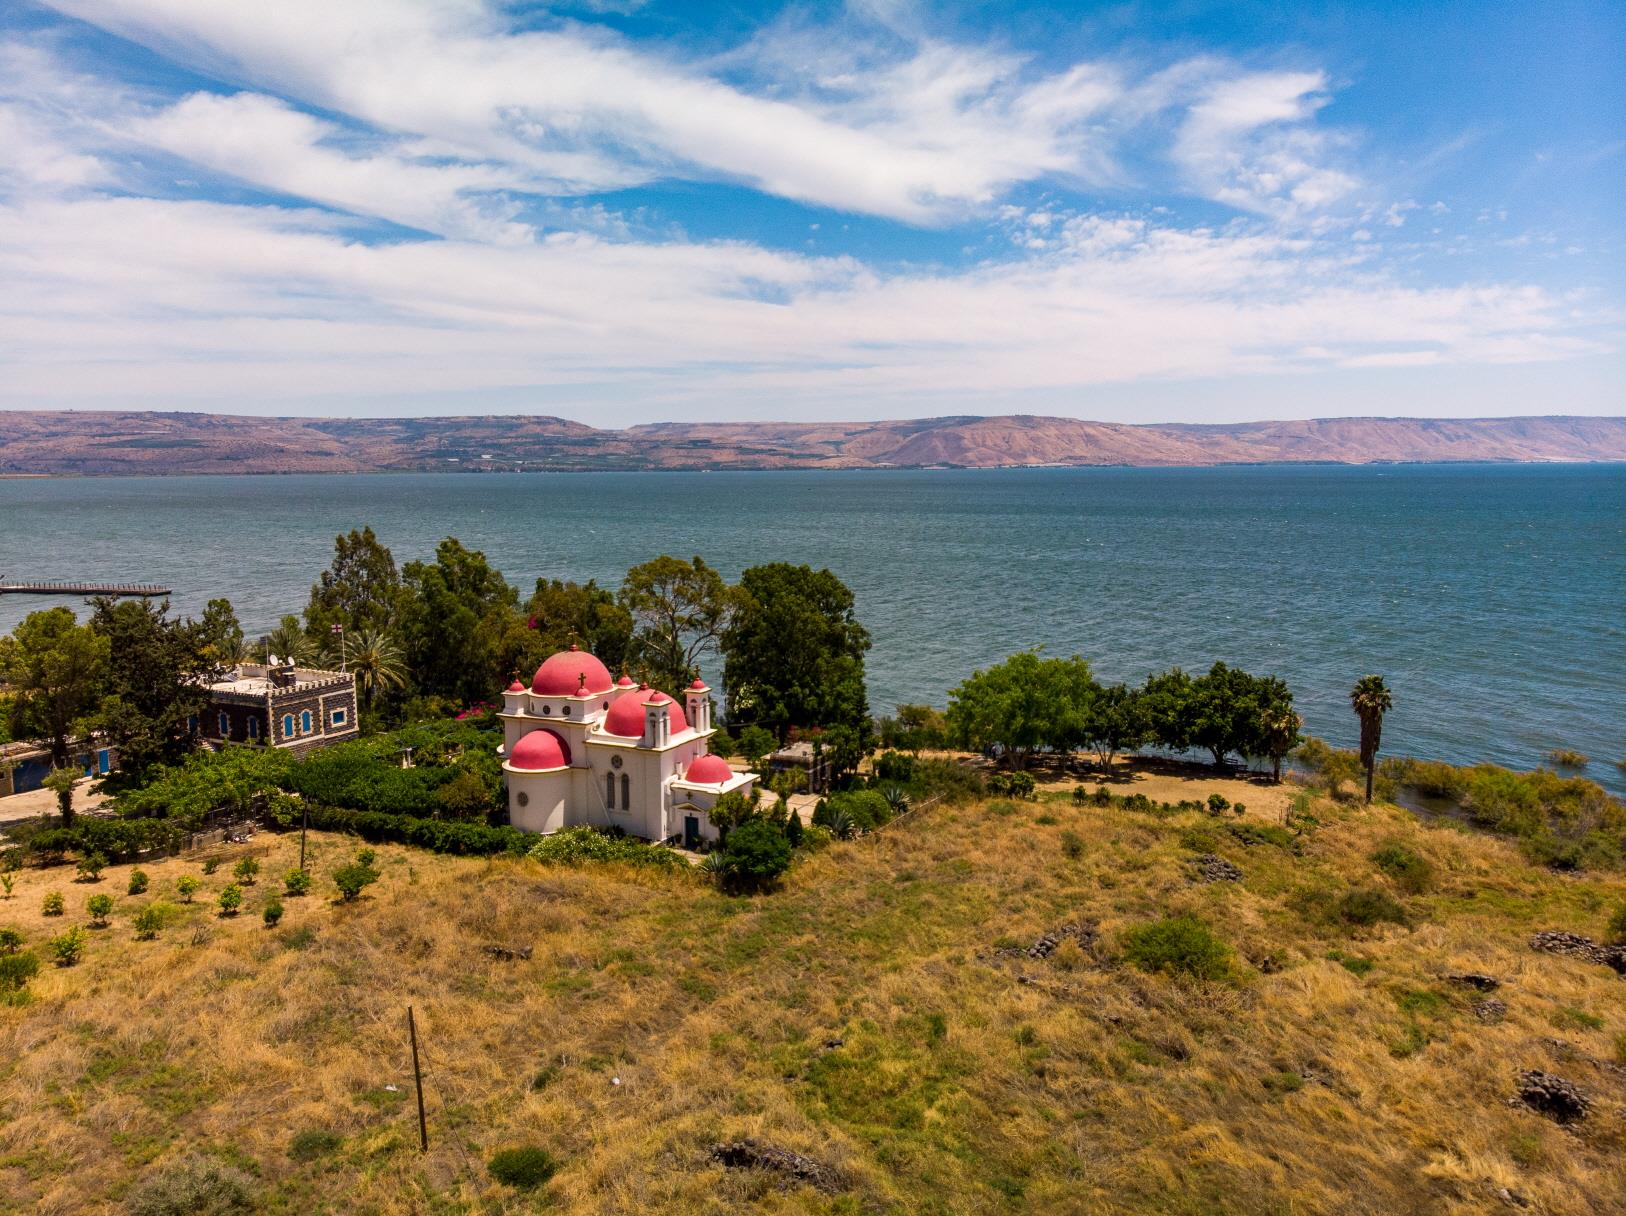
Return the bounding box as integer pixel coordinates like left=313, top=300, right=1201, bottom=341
left=2, top=465, right=1622, bottom=794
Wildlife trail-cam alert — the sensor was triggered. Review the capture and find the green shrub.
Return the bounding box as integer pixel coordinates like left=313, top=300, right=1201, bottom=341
left=126, top=1153, right=257, bottom=1216
left=177, top=875, right=201, bottom=902
left=0, top=950, right=41, bottom=993
left=1207, top=794, right=1230, bottom=814
left=799, top=824, right=834, bottom=853
left=1120, top=915, right=1234, bottom=982
left=878, top=785, right=912, bottom=816
left=0, top=927, right=22, bottom=953
left=783, top=813, right=804, bottom=848
left=217, top=884, right=243, bottom=916
left=874, top=751, right=917, bottom=783
left=86, top=893, right=114, bottom=926
left=1370, top=840, right=1434, bottom=894
left=1545, top=748, right=1588, bottom=769
left=332, top=862, right=378, bottom=903
left=126, top=869, right=149, bottom=895
left=42, top=891, right=64, bottom=917
left=262, top=896, right=284, bottom=928
left=201, top=857, right=220, bottom=876
left=232, top=857, right=260, bottom=885
left=825, top=789, right=893, bottom=832
left=1232, top=802, right=1247, bottom=816
left=487, top=1145, right=559, bottom=1190
left=50, top=925, right=87, bottom=966
left=1060, top=830, right=1085, bottom=860
left=1226, top=822, right=1297, bottom=850
left=284, top=868, right=313, bottom=897
left=0, top=873, right=12, bottom=899
left=133, top=903, right=167, bottom=940
left=1337, top=888, right=1409, bottom=928
left=1605, top=902, right=1626, bottom=947
left=989, top=771, right=1037, bottom=799
left=288, top=1128, right=342, bottom=1162
left=76, top=851, right=107, bottom=881
left=526, top=827, right=687, bottom=871
left=716, top=819, right=793, bottom=893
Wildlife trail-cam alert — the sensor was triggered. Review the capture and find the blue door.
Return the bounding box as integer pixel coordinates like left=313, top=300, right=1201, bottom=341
left=683, top=816, right=700, bottom=849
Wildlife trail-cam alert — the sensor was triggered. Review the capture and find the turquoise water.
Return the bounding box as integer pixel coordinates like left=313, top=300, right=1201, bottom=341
left=2, top=465, right=1622, bottom=794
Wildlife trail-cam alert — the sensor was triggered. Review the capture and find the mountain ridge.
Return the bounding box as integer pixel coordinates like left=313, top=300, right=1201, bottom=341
left=2, top=410, right=1623, bottom=475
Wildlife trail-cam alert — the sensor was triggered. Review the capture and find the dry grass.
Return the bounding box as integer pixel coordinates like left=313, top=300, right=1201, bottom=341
left=0, top=789, right=1623, bottom=1215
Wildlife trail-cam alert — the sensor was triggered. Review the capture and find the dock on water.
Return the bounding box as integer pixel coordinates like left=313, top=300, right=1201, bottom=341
left=0, top=580, right=172, bottom=598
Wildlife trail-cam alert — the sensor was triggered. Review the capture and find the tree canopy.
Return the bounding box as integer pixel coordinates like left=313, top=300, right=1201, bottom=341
left=946, top=652, right=1096, bottom=769
left=721, top=562, right=871, bottom=743
left=618, top=555, right=733, bottom=693
left=303, top=526, right=402, bottom=639
left=399, top=538, right=519, bottom=704
left=0, top=607, right=109, bottom=790
left=89, top=597, right=211, bottom=780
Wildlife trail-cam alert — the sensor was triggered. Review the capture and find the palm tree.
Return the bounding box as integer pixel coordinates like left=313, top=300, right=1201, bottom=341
left=346, top=625, right=408, bottom=714
left=1258, top=705, right=1304, bottom=784
left=1349, top=675, right=1393, bottom=804
left=262, top=615, right=314, bottom=666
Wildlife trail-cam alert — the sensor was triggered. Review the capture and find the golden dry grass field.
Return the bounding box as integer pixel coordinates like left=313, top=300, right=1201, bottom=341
left=1, top=789, right=1623, bottom=1215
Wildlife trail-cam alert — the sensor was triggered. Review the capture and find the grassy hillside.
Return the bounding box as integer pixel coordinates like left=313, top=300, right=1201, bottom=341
left=1, top=788, right=1623, bottom=1214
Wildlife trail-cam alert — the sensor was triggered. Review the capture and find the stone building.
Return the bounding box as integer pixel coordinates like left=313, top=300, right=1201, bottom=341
left=499, top=645, right=756, bottom=848
left=201, top=659, right=359, bottom=755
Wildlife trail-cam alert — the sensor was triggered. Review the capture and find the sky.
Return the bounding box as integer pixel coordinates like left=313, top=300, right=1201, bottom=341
left=0, top=0, right=1621, bottom=425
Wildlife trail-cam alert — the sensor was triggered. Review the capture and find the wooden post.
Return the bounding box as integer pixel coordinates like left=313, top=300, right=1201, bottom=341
left=299, top=801, right=309, bottom=872
left=407, top=1006, right=428, bottom=1152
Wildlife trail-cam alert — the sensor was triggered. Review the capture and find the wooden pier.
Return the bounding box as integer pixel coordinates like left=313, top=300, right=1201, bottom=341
left=0, top=580, right=171, bottom=598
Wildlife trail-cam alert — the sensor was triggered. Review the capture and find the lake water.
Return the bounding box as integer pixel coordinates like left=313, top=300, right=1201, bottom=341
left=2, top=464, right=1622, bottom=795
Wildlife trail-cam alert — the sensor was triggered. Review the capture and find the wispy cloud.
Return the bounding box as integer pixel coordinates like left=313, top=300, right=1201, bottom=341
left=0, top=2, right=1614, bottom=419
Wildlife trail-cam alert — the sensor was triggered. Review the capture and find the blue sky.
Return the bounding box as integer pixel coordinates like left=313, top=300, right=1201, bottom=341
left=0, top=1, right=1620, bottom=424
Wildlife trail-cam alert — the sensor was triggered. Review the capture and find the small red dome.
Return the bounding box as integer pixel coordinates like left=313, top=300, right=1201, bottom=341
left=531, top=645, right=613, bottom=696
left=508, top=729, right=570, bottom=771
left=689, top=678, right=707, bottom=690
left=506, top=679, right=525, bottom=693
left=684, top=754, right=733, bottom=784
left=616, top=674, right=635, bottom=687
left=603, top=689, right=688, bottom=738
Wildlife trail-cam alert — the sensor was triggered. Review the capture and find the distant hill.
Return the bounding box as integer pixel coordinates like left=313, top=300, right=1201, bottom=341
left=3, top=410, right=1623, bottom=475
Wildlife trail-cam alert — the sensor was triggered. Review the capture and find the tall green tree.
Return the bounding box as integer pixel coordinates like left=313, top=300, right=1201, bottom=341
left=400, top=538, right=520, bottom=704
left=89, top=597, right=211, bottom=780
left=618, top=555, right=734, bottom=693
left=1139, top=667, right=1195, bottom=754
left=721, top=563, right=872, bottom=743
left=946, top=652, right=1096, bottom=770
left=1079, top=682, right=1145, bottom=770
left=525, top=578, right=633, bottom=674
left=196, top=598, right=247, bottom=671
left=1254, top=677, right=1302, bottom=782
left=345, top=625, right=409, bottom=716
left=1350, top=674, right=1393, bottom=804
left=303, top=526, right=402, bottom=639
left=0, top=608, right=109, bottom=822
left=1186, top=662, right=1269, bottom=768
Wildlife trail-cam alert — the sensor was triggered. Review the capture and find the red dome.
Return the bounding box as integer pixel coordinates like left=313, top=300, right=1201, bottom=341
left=616, top=674, right=636, bottom=687
left=531, top=646, right=613, bottom=696
left=684, top=754, right=733, bottom=785
left=506, top=679, right=525, bottom=693
left=508, top=729, right=570, bottom=771
left=689, top=678, right=707, bottom=690
left=603, top=688, right=688, bottom=738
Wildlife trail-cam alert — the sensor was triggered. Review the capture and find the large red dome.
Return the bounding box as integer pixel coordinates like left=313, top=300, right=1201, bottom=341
left=507, top=729, right=571, bottom=771
left=683, top=754, right=733, bottom=785
left=531, top=646, right=613, bottom=696
left=603, top=688, right=688, bottom=739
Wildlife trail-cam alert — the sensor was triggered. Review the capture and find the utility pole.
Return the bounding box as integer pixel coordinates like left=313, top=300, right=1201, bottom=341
left=407, top=1006, right=428, bottom=1152
left=299, top=800, right=309, bottom=872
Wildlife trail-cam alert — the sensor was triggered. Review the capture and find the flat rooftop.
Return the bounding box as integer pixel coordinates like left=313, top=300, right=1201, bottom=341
left=208, top=664, right=350, bottom=694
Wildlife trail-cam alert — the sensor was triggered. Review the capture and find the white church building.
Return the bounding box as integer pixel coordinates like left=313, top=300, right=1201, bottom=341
left=498, top=645, right=756, bottom=848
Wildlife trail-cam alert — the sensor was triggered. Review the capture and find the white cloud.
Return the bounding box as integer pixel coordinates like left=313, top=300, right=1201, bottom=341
left=0, top=193, right=1601, bottom=415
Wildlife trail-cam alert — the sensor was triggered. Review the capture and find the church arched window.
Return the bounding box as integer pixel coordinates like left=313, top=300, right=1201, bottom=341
left=606, top=773, right=616, bottom=809
left=620, top=773, right=630, bottom=809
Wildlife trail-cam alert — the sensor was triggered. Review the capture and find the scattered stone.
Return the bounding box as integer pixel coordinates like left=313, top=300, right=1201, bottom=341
left=1192, top=854, right=1242, bottom=883
left=1513, top=1070, right=1589, bottom=1123
left=709, top=1140, right=844, bottom=1193
left=482, top=944, right=533, bottom=962
left=1447, top=972, right=1501, bottom=991
left=1021, top=922, right=1098, bottom=959
left=1492, top=1185, right=1530, bottom=1209
left=1528, top=931, right=1626, bottom=976
left=1471, top=998, right=1508, bottom=1024
left=821, top=1038, right=843, bottom=1051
